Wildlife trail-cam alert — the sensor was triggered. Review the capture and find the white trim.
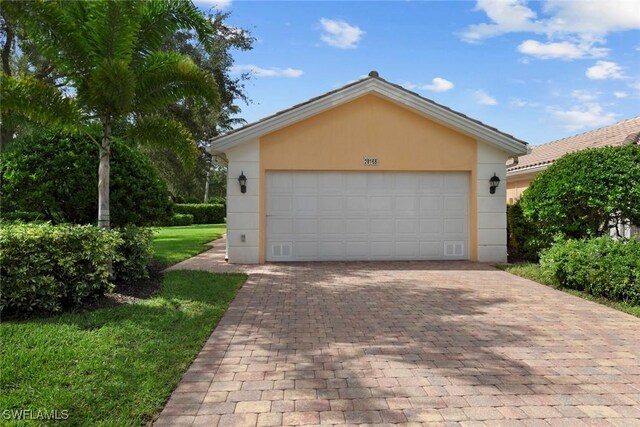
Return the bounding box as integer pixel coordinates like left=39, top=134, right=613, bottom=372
left=506, top=163, right=550, bottom=177
left=211, top=79, right=528, bottom=156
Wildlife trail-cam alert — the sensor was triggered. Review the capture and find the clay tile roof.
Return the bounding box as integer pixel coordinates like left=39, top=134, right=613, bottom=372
left=507, top=116, right=640, bottom=173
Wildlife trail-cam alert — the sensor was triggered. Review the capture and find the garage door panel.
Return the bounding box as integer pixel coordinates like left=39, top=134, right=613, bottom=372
left=443, top=196, right=467, bottom=212
left=396, top=218, right=419, bottom=233
left=294, top=218, right=318, bottom=233
left=318, top=173, right=343, bottom=193
left=266, top=171, right=468, bottom=261
left=371, top=241, right=394, bottom=257
left=395, top=196, right=418, bottom=214
left=370, top=196, right=393, bottom=212
left=443, top=173, right=468, bottom=190
left=420, top=196, right=443, bottom=211
left=295, top=242, right=318, bottom=257
left=267, top=195, right=292, bottom=215
left=268, top=218, right=293, bottom=234
left=371, top=218, right=394, bottom=233
left=346, top=219, right=368, bottom=233
left=318, top=196, right=343, bottom=213
left=443, top=218, right=467, bottom=234
left=396, top=241, right=420, bottom=256
left=346, top=196, right=367, bottom=212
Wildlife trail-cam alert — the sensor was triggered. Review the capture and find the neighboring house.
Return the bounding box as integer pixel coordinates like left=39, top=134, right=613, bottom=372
left=506, top=116, right=640, bottom=204
left=210, top=72, right=528, bottom=264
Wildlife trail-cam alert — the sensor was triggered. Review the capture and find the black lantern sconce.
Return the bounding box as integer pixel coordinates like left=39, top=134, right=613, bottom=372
left=489, top=173, right=500, bottom=194
left=238, top=171, right=247, bottom=194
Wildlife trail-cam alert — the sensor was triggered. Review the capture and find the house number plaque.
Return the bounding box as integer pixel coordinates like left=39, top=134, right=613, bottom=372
left=363, top=157, right=378, bottom=166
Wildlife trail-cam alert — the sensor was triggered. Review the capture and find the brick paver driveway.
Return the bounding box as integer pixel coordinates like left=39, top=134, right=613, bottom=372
left=156, top=241, right=640, bottom=426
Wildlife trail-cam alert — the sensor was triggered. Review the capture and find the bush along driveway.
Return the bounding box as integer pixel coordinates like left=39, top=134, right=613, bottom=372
left=0, top=225, right=245, bottom=426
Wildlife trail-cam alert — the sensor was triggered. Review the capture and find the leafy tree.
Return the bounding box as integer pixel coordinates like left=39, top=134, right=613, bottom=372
left=520, top=144, right=640, bottom=251
left=1, top=129, right=172, bottom=227
left=0, top=0, right=219, bottom=228
left=146, top=10, right=253, bottom=202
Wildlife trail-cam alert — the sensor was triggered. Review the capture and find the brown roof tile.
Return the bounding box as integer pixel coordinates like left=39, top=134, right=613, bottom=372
left=507, top=116, right=640, bottom=173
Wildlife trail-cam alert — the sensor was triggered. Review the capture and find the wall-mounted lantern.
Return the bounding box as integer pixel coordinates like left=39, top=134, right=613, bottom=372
left=489, top=173, right=500, bottom=194
left=238, top=171, right=247, bottom=194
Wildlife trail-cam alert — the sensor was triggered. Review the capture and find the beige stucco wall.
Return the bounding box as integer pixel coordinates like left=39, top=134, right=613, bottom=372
left=506, top=178, right=533, bottom=204
left=225, top=93, right=511, bottom=263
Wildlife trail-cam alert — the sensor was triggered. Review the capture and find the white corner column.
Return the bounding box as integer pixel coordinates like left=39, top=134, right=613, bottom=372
left=225, top=139, right=260, bottom=263
left=476, top=141, right=508, bottom=262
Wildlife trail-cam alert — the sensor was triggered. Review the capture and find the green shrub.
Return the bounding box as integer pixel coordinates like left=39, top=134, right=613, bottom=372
left=169, top=213, right=194, bottom=226
left=0, top=128, right=173, bottom=226
left=507, top=201, right=543, bottom=262
left=520, top=145, right=640, bottom=253
left=174, top=203, right=225, bottom=224
left=0, top=223, right=121, bottom=315
left=0, top=211, right=44, bottom=222
left=207, top=196, right=226, bottom=208
left=540, top=237, right=640, bottom=304
left=113, top=226, right=154, bottom=283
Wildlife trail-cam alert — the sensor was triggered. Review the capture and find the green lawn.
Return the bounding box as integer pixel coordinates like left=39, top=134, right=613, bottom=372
left=153, top=223, right=226, bottom=266
left=0, top=271, right=245, bottom=426
left=0, top=223, right=245, bottom=426
left=498, top=263, right=640, bottom=318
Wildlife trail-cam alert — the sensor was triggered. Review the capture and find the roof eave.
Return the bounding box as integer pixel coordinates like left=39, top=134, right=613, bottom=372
left=211, top=78, right=528, bottom=156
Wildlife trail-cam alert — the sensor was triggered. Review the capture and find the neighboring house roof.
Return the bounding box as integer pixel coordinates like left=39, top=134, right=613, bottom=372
left=507, top=116, right=640, bottom=174
left=210, top=71, right=528, bottom=156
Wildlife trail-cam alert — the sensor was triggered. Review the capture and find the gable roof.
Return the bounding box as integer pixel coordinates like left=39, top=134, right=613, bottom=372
left=210, top=72, right=528, bottom=155
left=507, top=116, right=640, bottom=174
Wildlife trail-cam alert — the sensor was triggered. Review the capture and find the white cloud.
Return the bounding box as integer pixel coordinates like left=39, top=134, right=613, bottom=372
left=548, top=102, right=617, bottom=131
left=570, top=89, right=599, bottom=102
left=585, top=61, right=625, bottom=80
left=231, top=65, right=303, bottom=78
left=319, top=18, right=364, bottom=49
left=196, top=0, right=232, bottom=10
left=510, top=98, right=540, bottom=107
left=517, top=39, right=608, bottom=60
left=460, top=0, right=543, bottom=43
left=473, top=89, right=498, bottom=105
left=613, top=91, right=628, bottom=98
left=460, top=0, right=640, bottom=60
left=419, top=77, right=455, bottom=93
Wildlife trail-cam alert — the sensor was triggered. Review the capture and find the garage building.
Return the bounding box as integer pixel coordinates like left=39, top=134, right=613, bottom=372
left=210, top=72, right=528, bottom=263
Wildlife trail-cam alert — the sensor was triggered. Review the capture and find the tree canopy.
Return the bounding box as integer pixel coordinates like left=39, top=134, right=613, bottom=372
left=0, top=0, right=223, bottom=227
left=520, top=144, right=640, bottom=249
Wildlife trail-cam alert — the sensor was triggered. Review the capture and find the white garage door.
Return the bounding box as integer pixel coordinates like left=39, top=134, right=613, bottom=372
left=266, top=171, right=469, bottom=261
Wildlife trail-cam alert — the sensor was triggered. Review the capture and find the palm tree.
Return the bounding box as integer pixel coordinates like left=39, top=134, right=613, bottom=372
left=0, top=0, right=219, bottom=228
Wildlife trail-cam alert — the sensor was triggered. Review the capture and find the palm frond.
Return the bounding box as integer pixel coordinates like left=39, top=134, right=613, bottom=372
left=1, top=73, right=81, bottom=130
left=128, top=115, right=198, bottom=170
left=1, top=0, right=91, bottom=76
left=135, top=52, right=219, bottom=113
left=136, top=0, right=215, bottom=60
left=84, top=0, right=142, bottom=66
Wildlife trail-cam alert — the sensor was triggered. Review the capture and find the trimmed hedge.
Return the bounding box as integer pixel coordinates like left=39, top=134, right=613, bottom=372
left=507, top=201, right=543, bottom=262
left=113, top=226, right=154, bottom=283
left=540, top=237, right=640, bottom=305
left=0, top=223, right=154, bottom=315
left=168, top=213, right=194, bottom=226
left=174, top=203, right=225, bottom=224
left=0, top=223, right=120, bottom=314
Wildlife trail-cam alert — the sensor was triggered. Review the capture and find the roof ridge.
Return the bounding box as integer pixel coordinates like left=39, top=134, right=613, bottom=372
left=210, top=72, right=527, bottom=147
left=531, top=115, right=640, bottom=149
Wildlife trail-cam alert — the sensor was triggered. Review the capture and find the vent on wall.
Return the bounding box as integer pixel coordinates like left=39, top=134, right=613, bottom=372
left=444, top=241, right=464, bottom=257
left=271, top=243, right=292, bottom=258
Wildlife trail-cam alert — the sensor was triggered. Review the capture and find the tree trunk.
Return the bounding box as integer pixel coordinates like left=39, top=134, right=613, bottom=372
left=203, top=161, right=211, bottom=203
left=98, top=120, right=111, bottom=229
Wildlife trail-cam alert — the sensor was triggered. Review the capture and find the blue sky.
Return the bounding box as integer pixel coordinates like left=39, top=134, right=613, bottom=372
left=196, top=0, right=640, bottom=145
